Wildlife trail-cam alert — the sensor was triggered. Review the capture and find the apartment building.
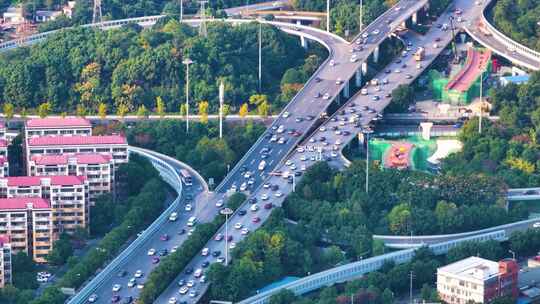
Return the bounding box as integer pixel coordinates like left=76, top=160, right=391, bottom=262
left=25, top=117, right=92, bottom=139
left=0, top=176, right=89, bottom=234
left=437, top=256, right=519, bottom=304
left=0, top=138, right=7, bottom=159
left=26, top=135, right=128, bottom=173
left=0, top=198, right=53, bottom=263
left=0, top=157, right=7, bottom=178
left=28, top=153, right=114, bottom=201
left=0, top=235, right=11, bottom=288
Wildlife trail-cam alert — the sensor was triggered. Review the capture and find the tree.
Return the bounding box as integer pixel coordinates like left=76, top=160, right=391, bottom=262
left=117, top=103, right=129, bottom=119
left=222, top=104, right=231, bottom=118
left=249, top=94, right=268, bottom=106
left=156, top=96, right=166, bottom=118
left=46, top=233, right=74, bottom=266
left=269, top=289, right=297, bottom=304
left=387, top=203, right=412, bottom=234
left=257, top=101, right=269, bottom=118
left=37, top=102, right=52, bottom=118
left=387, top=84, right=415, bottom=113
left=98, top=102, right=107, bottom=119
left=179, top=103, right=187, bottom=117
left=76, top=103, right=87, bottom=117
left=381, top=288, right=394, bottom=304
left=198, top=101, right=209, bottom=124
left=239, top=103, right=249, bottom=119
left=137, top=105, right=148, bottom=119
left=2, top=102, right=14, bottom=120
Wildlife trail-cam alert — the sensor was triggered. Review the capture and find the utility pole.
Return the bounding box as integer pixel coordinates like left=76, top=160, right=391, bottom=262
left=93, top=0, right=102, bottom=24
left=359, top=0, right=363, bottom=33
left=182, top=58, right=194, bottom=133
left=179, top=0, right=183, bottom=22
left=326, top=0, right=330, bottom=32
left=409, top=271, right=414, bottom=304
left=479, top=70, right=483, bottom=134
left=258, top=22, right=262, bottom=92
left=220, top=208, right=233, bottom=265
left=363, top=127, right=373, bottom=193
left=219, top=80, right=224, bottom=139
left=198, top=1, right=208, bottom=37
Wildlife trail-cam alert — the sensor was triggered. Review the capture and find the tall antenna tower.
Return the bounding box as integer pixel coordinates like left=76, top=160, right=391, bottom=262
left=198, top=0, right=208, bottom=37
left=93, top=0, right=102, bottom=24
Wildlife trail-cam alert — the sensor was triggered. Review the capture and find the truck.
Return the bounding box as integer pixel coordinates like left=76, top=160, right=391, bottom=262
left=414, top=47, right=425, bottom=61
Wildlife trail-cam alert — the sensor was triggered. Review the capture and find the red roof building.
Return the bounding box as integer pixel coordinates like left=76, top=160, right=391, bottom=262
left=26, top=117, right=91, bottom=129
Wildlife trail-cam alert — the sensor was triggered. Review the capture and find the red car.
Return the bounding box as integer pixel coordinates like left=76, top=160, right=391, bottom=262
left=160, top=234, right=169, bottom=241
left=264, top=203, right=273, bottom=210
left=252, top=217, right=261, bottom=223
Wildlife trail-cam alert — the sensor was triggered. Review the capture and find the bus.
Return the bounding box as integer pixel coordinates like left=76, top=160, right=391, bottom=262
left=180, top=169, right=193, bottom=186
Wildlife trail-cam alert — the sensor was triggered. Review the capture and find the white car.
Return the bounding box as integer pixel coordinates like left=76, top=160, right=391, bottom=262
left=168, top=212, right=178, bottom=221
left=319, top=126, right=326, bottom=132
left=186, top=280, right=195, bottom=287
left=112, top=284, right=122, bottom=292
left=285, top=160, right=292, bottom=166
left=241, top=228, right=250, bottom=235
left=171, top=246, right=179, bottom=253
left=234, top=222, right=243, bottom=229
left=533, top=222, right=540, bottom=228
left=296, top=147, right=305, bottom=153
left=128, top=278, right=136, bottom=288
left=88, top=294, right=99, bottom=303
left=261, top=194, right=269, bottom=200
left=336, top=78, right=343, bottom=85
left=323, top=93, right=330, bottom=100
left=300, top=155, right=307, bottom=161
left=243, top=171, right=251, bottom=179
left=275, top=191, right=283, bottom=197
left=329, top=60, right=336, bottom=66
left=185, top=204, right=192, bottom=212
left=282, top=111, right=290, bottom=118
left=137, top=283, right=144, bottom=290
left=230, top=242, right=237, bottom=249
left=179, top=287, right=189, bottom=295
left=372, top=29, right=380, bottom=35
left=301, top=165, right=307, bottom=171
left=147, top=248, right=156, bottom=256
left=169, top=297, right=178, bottom=304
left=134, top=270, right=143, bottom=278
left=362, top=32, right=369, bottom=38
left=350, top=55, right=358, bottom=63
left=263, top=183, right=271, bottom=189
left=240, top=182, right=248, bottom=191
left=216, top=200, right=224, bottom=207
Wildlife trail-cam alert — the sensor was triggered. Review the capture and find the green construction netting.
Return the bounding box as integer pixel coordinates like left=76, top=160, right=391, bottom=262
left=369, top=136, right=438, bottom=171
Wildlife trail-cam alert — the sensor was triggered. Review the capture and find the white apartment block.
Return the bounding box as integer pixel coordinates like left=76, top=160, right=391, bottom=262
left=0, top=235, right=11, bottom=288
left=29, top=154, right=114, bottom=201
left=25, top=117, right=92, bottom=139
left=0, top=176, right=89, bottom=235
left=0, top=198, right=53, bottom=263
left=26, top=135, right=128, bottom=174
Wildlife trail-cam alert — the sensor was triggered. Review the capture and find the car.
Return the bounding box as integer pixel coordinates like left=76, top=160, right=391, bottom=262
left=402, top=63, right=407, bottom=68
left=189, top=290, right=199, bottom=298
left=179, top=286, right=189, bottom=295
left=295, top=117, right=303, bottom=123
left=177, top=279, right=185, bottom=286
left=134, top=270, right=143, bottom=278
left=385, top=69, right=391, bottom=74
left=188, top=228, right=195, bottom=236
left=229, top=242, right=237, bottom=249
left=264, top=203, right=273, bottom=209
left=147, top=248, right=156, bottom=256
left=372, top=96, right=380, bottom=101
left=178, top=228, right=186, bottom=235
left=217, top=257, right=225, bottom=263
left=238, top=210, right=247, bottom=216
left=395, top=59, right=401, bottom=64
left=111, top=295, right=121, bottom=303
left=435, top=37, right=441, bottom=42
left=372, top=29, right=380, bottom=35
left=88, top=294, right=99, bottom=303
left=185, top=267, right=194, bottom=274
left=314, top=76, right=322, bottom=83
left=275, top=191, right=283, bottom=197
left=282, top=111, right=290, bottom=118
left=201, top=247, right=209, bottom=256
left=169, top=212, right=178, bottom=221
left=382, top=79, right=389, bottom=84
left=202, top=261, right=210, bottom=268
left=405, top=74, right=413, bottom=79
left=117, top=270, right=127, bottom=277
left=121, top=296, right=133, bottom=304
left=534, top=222, right=540, bottom=228
left=329, top=60, right=336, bottom=66
left=171, top=246, right=179, bottom=253
left=271, top=184, right=279, bottom=191
left=241, top=228, right=250, bottom=235
left=252, top=217, right=261, bottom=223
left=200, top=275, right=206, bottom=283
left=169, top=297, right=178, bottom=304
left=350, top=55, right=358, bottom=63
left=112, top=284, right=122, bottom=292
left=186, top=280, right=195, bottom=287
left=184, top=204, right=192, bottom=212
left=227, top=235, right=233, bottom=242
left=261, top=193, right=269, bottom=200
left=128, top=278, right=136, bottom=288
left=323, top=93, right=330, bottom=100
left=160, top=234, right=170, bottom=241
left=524, top=190, right=539, bottom=195
left=214, top=233, right=223, bottom=241
left=314, top=92, right=321, bottom=98
left=362, top=32, right=369, bottom=38
left=394, top=69, right=401, bottom=73
left=234, top=222, right=243, bottom=229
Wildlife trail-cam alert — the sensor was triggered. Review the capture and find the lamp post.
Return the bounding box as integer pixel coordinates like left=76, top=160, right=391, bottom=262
left=362, top=127, right=374, bottom=193
left=359, top=0, right=363, bottom=33
left=179, top=0, right=183, bottom=22
left=478, top=70, right=484, bottom=134
left=220, top=207, right=233, bottom=265
left=326, top=0, right=330, bottom=32
left=258, top=21, right=262, bottom=92
left=182, top=58, right=194, bottom=133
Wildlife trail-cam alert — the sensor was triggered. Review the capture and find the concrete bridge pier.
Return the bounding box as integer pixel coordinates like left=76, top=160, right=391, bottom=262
left=412, top=12, right=418, bottom=25
left=361, top=61, right=368, bottom=75
left=460, top=33, right=467, bottom=44
left=301, top=36, right=308, bottom=49
left=373, top=46, right=380, bottom=63
left=343, top=81, right=350, bottom=98
left=355, top=69, right=362, bottom=87
left=420, top=122, right=433, bottom=140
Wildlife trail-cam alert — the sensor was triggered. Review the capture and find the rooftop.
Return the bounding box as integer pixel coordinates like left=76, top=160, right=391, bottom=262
left=438, top=256, right=499, bottom=281
left=31, top=153, right=112, bottom=165
left=26, top=117, right=91, bottom=129
left=4, top=175, right=86, bottom=187
left=28, top=135, right=126, bottom=146
left=0, top=197, right=50, bottom=210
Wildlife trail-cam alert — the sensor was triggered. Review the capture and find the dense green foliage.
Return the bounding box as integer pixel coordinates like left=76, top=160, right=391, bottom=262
left=206, top=160, right=526, bottom=301
left=0, top=21, right=308, bottom=114
left=127, top=120, right=265, bottom=185
left=26, top=155, right=167, bottom=304
left=442, top=72, right=540, bottom=187
left=386, top=84, right=415, bottom=113
left=491, top=0, right=540, bottom=51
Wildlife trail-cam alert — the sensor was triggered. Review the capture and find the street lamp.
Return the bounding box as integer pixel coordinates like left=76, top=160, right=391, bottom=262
left=362, top=127, right=374, bottom=193
left=220, top=207, right=233, bottom=265
left=182, top=58, right=194, bottom=133
left=326, top=0, right=330, bottom=32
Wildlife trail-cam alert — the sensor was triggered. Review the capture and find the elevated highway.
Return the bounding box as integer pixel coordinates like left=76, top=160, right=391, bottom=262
left=462, top=0, right=540, bottom=71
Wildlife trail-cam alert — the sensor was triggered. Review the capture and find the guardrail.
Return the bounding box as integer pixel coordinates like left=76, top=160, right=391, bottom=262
left=237, top=230, right=506, bottom=304
left=66, top=147, right=183, bottom=304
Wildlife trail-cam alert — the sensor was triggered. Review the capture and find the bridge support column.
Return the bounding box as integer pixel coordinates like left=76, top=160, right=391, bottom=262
left=361, top=61, right=368, bottom=75
left=343, top=81, right=350, bottom=98
left=460, top=33, right=467, bottom=44
left=420, top=122, right=433, bottom=141
left=373, top=46, right=380, bottom=63
left=355, top=69, right=362, bottom=87
left=300, top=36, right=308, bottom=49
left=401, top=21, right=407, bottom=29
left=412, top=12, right=418, bottom=25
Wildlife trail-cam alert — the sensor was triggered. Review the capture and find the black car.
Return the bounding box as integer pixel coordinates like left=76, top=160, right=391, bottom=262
left=271, top=184, right=279, bottom=191
left=294, top=171, right=302, bottom=177
left=202, top=261, right=210, bottom=268
left=178, top=228, right=186, bottom=235
left=343, top=131, right=351, bottom=136
left=395, top=59, right=401, bottom=64
left=117, top=270, right=127, bottom=278
left=238, top=210, right=247, bottom=216
left=212, top=250, right=221, bottom=257
left=185, top=267, right=194, bottom=274
left=248, top=198, right=257, bottom=204
left=264, top=133, right=273, bottom=140
left=314, top=77, right=322, bottom=83
left=122, top=296, right=133, bottom=304
left=158, top=249, right=168, bottom=256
